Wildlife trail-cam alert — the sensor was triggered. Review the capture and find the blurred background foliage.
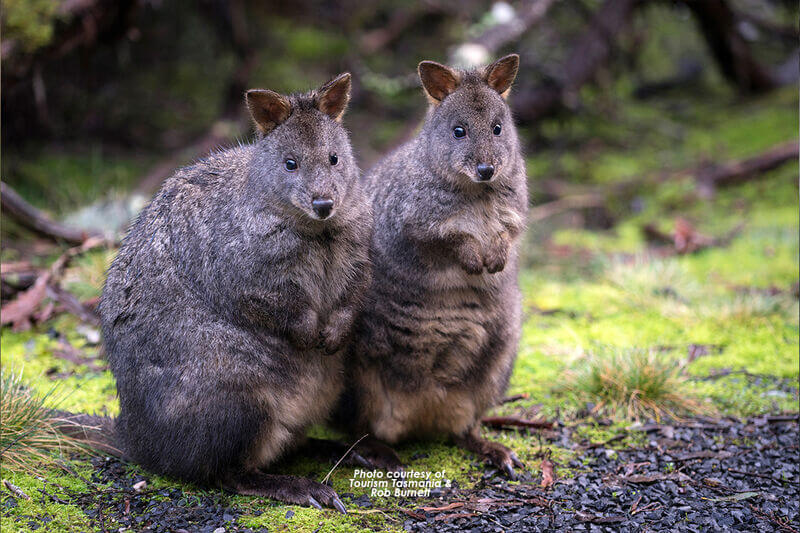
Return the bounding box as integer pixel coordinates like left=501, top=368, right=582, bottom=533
left=2, top=0, right=796, bottom=220
left=0, top=0, right=797, bottom=334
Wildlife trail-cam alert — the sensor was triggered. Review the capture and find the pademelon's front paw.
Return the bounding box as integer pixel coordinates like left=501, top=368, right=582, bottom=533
left=454, top=238, right=485, bottom=275
left=483, top=233, right=509, bottom=274
left=288, top=308, right=319, bottom=349
left=319, top=308, right=354, bottom=354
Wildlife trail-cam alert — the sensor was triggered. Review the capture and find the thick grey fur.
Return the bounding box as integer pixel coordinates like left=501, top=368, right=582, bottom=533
left=339, top=55, right=529, bottom=476
left=98, top=74, right=370, bottom=510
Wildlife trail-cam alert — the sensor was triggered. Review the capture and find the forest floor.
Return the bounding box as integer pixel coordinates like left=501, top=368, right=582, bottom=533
left=1, top=86, right=798, bottom=532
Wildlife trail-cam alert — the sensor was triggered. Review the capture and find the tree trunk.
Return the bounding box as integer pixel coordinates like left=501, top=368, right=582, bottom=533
left=683, top=0, right=777, bottom=93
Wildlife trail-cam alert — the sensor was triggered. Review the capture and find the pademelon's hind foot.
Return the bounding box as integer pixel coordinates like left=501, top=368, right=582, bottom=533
left=301, top=436, right=404, bottom=471
left=299, top=437, right=374, bottom=469
left=354, top=436, right=405, bottom=472
left=454, top=429, right=524, bottom=480
left=226, top=472, right=347, bottom=513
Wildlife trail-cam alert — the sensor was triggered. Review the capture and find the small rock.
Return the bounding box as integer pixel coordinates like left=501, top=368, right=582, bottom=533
left=76, top=325, right=101, bottom=345
left=132, top=480, right=147, bottom=492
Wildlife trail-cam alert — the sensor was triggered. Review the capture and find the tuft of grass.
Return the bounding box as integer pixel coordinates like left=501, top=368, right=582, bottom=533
left=0, top=369, right=87, bottom=473
left=605, top=254, right=701, bottom=308
left=563, top=347, right=710, bottom=422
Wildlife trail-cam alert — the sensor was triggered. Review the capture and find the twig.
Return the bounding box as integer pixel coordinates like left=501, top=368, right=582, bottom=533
left=320, top=434, right=368, bottom=485
left=481, top=416, right=554, bottom=429
left=749, top=504, right=800, bottom=533
left=3, top=480, right=30, bottom=500
left=500, top=393, right=529, bottom=405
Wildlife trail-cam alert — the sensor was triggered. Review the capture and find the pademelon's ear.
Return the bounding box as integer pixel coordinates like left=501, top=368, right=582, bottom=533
left=418, top=60, right=460, bottom=104
left=484, top=54, right=519, bottom=98
left=246, top=89, right=292, bottom=134
left=316, top=73, right=351, bottom=122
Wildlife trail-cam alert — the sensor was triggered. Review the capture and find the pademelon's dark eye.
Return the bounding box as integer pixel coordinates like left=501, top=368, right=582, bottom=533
left=453, top=126, right=466, bottom=139
left=329, top=153, right=338, bottom=166
left=285, top=159, right=298, bottom=171
left=493, top=123, right=502, bottom=135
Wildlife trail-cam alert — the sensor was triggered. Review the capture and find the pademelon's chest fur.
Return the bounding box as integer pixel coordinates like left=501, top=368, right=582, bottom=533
left=440, top=193, right=523, bottom=243
left=357, top=183, right=524, bottom=442
left=289, top=227, right=363, bottom=315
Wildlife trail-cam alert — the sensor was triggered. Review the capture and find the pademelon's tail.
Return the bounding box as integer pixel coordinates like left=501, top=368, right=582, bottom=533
left=51, top=410, right=123, bottom=457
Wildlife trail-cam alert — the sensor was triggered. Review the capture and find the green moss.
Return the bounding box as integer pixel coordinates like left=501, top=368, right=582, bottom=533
left=1, top=0, right=58, bottom=53
left=0, top=464, right=96, bottom=533
left=1, top=328, right=117, bottom=415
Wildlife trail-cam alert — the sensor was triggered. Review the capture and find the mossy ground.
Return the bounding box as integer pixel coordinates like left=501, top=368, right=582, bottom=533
left=2, top=82, right=798, bottom=532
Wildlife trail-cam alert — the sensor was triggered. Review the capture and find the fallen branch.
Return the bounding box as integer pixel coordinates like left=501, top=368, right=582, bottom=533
left=481, top=416, right=554, bottom=430
left=0, top=237, right=109, bottom=330
left=531, top=140, right=798, bottom=225
left=1, top=181, right=103, bottom=244
left=46, top=284, right=100, bottom=326
left=51, top=338, right=105, bottom=372
left=697, top=140, right=799, bottom=190
left=1, top=271, right=51, bottom=330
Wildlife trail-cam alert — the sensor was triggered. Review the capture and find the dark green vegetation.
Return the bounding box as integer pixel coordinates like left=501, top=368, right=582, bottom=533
left=2, top=1, right=798, bottom=531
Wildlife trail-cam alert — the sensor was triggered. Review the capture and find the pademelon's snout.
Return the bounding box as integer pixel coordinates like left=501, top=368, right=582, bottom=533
left=311, top=197, right=335, bottom=219
left=476, top=163, right=495, bottom=182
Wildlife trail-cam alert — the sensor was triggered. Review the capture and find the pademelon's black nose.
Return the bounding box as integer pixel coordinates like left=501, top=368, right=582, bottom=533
left=312, top=197, right=334, bottom=219
left=476, top=163, right=495, bottom=181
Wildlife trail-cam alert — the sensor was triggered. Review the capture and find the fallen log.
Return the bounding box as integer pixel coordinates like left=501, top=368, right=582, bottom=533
left=1, top=182, right=103, bottom=244
left=528, top=193, right=605, bottom=223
